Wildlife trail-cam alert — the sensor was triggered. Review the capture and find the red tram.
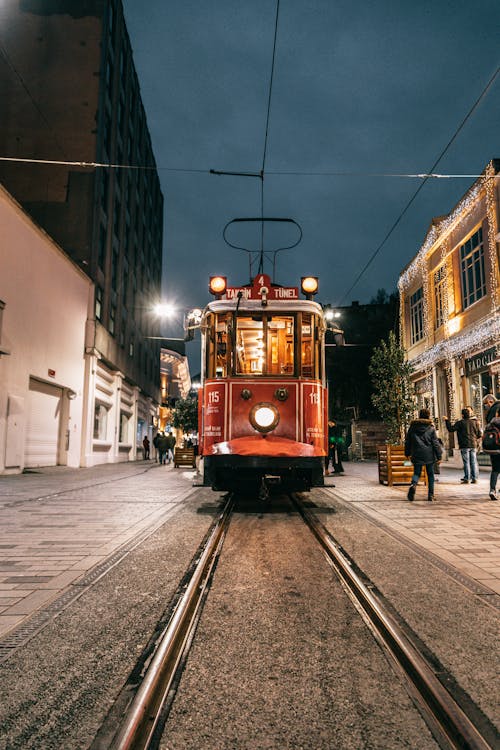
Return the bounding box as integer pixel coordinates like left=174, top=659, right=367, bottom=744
left=198, top=273, right=328, bottom=495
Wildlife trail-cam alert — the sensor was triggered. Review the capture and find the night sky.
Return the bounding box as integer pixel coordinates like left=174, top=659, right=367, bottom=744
left=122, top=0, right=499, bottom=328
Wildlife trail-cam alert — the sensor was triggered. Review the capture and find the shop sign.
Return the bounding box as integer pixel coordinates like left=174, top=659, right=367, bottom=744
left=464, top=347, right=496, bottom=377
left=489, top=358, right=500, bottom=375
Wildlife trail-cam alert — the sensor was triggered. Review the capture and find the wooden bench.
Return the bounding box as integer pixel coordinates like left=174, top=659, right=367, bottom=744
left=174, top=447, right=196, bottom=468
left=377, top=444, right=427, bottom=486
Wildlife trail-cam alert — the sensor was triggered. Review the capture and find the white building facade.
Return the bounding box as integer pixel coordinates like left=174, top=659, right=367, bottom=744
left=0, top=186, right=91, bottom=473
left=0, top=186, right=159, bottom=474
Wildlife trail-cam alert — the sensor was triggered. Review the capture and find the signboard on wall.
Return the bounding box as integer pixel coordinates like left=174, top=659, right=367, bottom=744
left=465, top=347, right=497, bottom=377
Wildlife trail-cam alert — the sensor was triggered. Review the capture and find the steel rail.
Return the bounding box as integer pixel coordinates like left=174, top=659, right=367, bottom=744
left=108, top=495, right=234, bottom=750
left=293, top=495, right=495, bottom=750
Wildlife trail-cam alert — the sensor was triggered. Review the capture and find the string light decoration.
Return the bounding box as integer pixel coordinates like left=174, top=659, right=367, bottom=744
left=485, top=162, right=500, bottom=360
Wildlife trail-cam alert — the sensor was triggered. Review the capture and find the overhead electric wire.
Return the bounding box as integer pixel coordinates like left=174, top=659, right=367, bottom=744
left=336, top=64, right=500, bottom=307
left=258, top=0, right=281, bottom=272
left=0, top=156, right=489, bottom=179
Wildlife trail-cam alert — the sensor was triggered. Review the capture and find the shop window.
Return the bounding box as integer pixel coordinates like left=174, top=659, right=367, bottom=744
left=460, top=228, right=486, bottom=309
left=94, top=402, right=108, bottom=440
left=410, top=287, right=424, bottom=345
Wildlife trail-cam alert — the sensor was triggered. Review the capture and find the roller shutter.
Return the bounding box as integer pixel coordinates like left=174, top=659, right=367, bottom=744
left=25, top=379, right=62, bottom=467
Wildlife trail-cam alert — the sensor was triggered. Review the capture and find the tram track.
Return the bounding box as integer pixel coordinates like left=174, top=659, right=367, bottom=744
left=292, top=494, right=498, bottom=750
left=92, top=492, right=497, bottom=750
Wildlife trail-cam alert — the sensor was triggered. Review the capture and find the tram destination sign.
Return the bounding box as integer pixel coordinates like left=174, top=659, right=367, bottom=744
left=225, top=274, right=299, bottom=301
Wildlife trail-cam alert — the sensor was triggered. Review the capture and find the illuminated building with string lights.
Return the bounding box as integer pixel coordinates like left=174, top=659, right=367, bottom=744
left=0, top=1, right=163, bottom=466
left=399, top=159, right=500, bottom=461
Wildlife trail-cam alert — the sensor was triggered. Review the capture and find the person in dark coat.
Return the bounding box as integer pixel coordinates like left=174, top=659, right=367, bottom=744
left=142, top=435, right=150, bottom=460
left=157, top=432, right=169, bottom=464
left=405, top=408, right=442, bottom=502
left=483, top=405, right=500, bottom=501
left=483, top=394, right=500, bottom=424
left=444, top=407, right=482, bottom=484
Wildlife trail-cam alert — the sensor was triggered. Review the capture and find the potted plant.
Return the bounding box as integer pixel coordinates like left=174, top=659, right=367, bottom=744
left=369, top=332, right=416, bottom=485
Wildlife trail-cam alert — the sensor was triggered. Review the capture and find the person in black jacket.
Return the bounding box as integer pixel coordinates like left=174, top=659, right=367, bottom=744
left=484, top=405, right=500, bottom=501
left=483, top=394, right=500, bottom=424
left=405, top=408, right=443, bottom=502
left=444, top=408, right=482, bottom=484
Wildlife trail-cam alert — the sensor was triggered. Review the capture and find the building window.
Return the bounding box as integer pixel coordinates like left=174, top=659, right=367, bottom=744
left=129, top=339, right=134, bottom=357
left=95, top=286, right=103, bottom=321
left=120, top=319, right=126, bottom=347
left=410, top=287, right=424, bottom=345
left=109, top=303, right=116, bottom=335
left=98, top=224, right=107, bottom=270
left=433, top=265, right=446, bottom=330
left=119, top=411, right=129, bottom=443
left=93, top=402, right=108, bottom=440
left=111, top=247, right=119, bottom=291
left=460, top=228, right=486, bottom=309
left=101, top=169, right=109, bottom=214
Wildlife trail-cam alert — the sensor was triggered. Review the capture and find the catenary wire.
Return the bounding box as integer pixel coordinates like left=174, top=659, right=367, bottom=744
left=335, top=64, right=499, bottom=307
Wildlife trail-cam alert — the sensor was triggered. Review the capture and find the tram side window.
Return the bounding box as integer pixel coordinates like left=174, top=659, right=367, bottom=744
left=301, top=313, right=316, bottom=378
left=206, top=313, right=230, bottom=378
left=267, top=315, right=294, bottom=375
left=236, top=317, right=264, bottom=375
left=215, top=314, right=230, bottom=377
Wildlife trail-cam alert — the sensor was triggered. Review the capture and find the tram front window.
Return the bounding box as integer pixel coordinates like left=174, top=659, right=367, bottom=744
left=235, top=315, right=294, bottom=375
left=236, top=317, right=264, bottom=374
left=267, top=315, right=294, bottom=375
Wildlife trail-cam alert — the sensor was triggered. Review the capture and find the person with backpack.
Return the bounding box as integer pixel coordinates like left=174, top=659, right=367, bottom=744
left=482, top=394, right=500, bottom=424
left=444, top=407, right=482, bottom=484
left=405, top=408, right=443, bottom=502
left=481, top=404, right=500, bottom=501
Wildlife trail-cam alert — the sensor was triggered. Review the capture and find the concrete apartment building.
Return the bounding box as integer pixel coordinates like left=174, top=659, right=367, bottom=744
left=399, top=159, right=500, bottom=460
left=0, top=1, right=164, bottom=467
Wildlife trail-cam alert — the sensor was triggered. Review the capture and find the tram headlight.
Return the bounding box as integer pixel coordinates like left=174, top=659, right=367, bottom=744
left=301, top=276, right=319, bottom=298
left=209, top=276, right=227, bottom=297
left=249, top=403, right=280, bottom=434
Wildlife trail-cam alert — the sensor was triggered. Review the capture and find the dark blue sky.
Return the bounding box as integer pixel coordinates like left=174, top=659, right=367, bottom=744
left=122, top=0, right=499, bottom=324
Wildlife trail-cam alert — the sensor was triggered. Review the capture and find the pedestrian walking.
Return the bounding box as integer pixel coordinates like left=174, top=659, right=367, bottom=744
left=481, top=404, right=500, bottom=501
left=157, top=432, right=168, bottom=465
left=444, top=407, right=482, bottom=484
left=405, top=408, right=442, bottom=502
left=166, top=432, right=176, bottom=464
left=152, top=432, right=160, bottom=462
left=142, top=435, right=150, bottom=460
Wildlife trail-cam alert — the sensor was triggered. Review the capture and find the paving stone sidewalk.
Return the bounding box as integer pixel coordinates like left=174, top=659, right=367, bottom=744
left=326, top=460, right=500, bottom=597
left=0, top=461, right=197, bottom=638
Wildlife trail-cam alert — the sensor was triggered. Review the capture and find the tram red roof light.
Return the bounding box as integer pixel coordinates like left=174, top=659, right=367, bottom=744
left=301, top=276, right=319, bottom=298
left=209, top=276, right=227, bottom=297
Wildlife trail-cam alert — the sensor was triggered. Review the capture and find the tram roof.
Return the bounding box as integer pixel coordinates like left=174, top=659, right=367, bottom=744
left=204, top=298, right=324, bottom=316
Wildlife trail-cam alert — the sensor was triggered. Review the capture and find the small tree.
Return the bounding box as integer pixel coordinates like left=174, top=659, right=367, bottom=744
left=171, top=396, right=198, bottom=434
left=368, top=331, right=415, bottom=444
